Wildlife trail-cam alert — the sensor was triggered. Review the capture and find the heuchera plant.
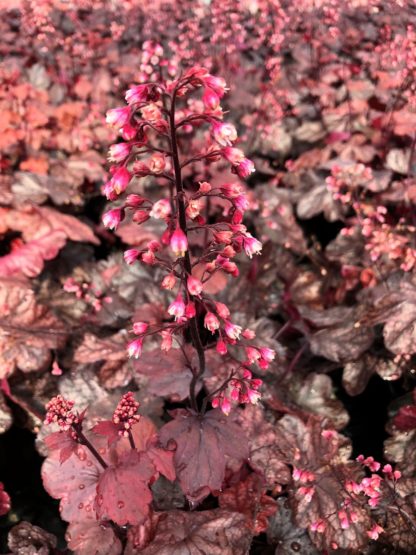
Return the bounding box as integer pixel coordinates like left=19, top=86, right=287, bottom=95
left=2, top=1, right=416, bottom=554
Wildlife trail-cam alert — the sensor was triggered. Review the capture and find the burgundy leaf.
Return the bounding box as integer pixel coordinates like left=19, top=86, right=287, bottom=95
left=218, top=474, right=276, bottom=534
left=302, top=306, right=374, bottom=362
left=92, top=421, right=122, bottom=446
left=234, top=405, right=292, bottom=487
left=44, top=430, right=79, bottom=463
left=134, top=347, right=202, bottom=402
left=139, top=510, right=251, bottom=555
left=0, top=278, right=67, bottom=378
left=159, top=409, right=248, bottom=502
left=95, top=451, right=154, bottom=526
left=394, top=404, right=416, bottom=432
left=66, top=520, right=122, bottom=555
left=42, top=441, right=103, bottom=523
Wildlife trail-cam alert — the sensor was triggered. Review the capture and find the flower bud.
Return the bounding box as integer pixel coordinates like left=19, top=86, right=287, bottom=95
left=204, top=312, right=220, bottom=332
left=124, top=248, right=140, bottom=264
left=170, top=227, right=188, bottom=258
left=106, top=107, right=131, bottom=128
left=187, top=276, right=203, bottom=296
left=103, top=208, right=124, bottom=230
left=162, top=274, right=176, bottom=290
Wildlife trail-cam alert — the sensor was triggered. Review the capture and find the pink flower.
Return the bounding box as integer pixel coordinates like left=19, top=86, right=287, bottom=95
left=120, top=122, right=137, bottom=141
left=148, top=153, right=166, bottom=174
left=112, top=392, right=141, bottom=434
left=310, top=520, right=326, bottom=533
left=216, top=339, right=228, bottom=354
left=170, top=227, right=188, bottom=257
left=133, top=322, right=148, bottom=334
left=112, top=167, right=131, bottom=195
left=367, top=524, right=384, bottom=540
left=246, top=347, right=261, bottom=363
left=246, top=388, right=261, bottom=404
left=224, top=321, right=242, bottom=340
left=185, top=301, right=196, bottom=318
left=223, top=147, right=245, bottom=165
left=242, top=233, right=262, bottom=258
left=125, top=85, right=149, bottom=104
left=106, top=107, right=131, bottom=128
left=103, top=180, right=117, bottom=201
left=150, top=199, right=171, bottom=219
left=124, top=248, right=139, bottom=265
left=214, top=302, right=230, bottom=319
left=161, top=330, right=173, bottom=352
left=202, top=75, right=228, bottom=97
left=127, top=338, right=143, bottom=358
left=235, top=158, right=255, bottom=178
left=187, top=276, right=203, bottom=296
left=45, top=395, right=78, bottom=430
left=133, top=161, right=151, bottom=176
left=168, top=294, right=185, bottom=320
left=108, top=143, right=131, bottom=163
left=242, top=328, right=256, bottom=339
left=298, top=486, right=315, bottom=502
left=133, top=210, right=150, bottom=224
left=125, top=84, right=159, bottom=105
left=126, top=194, right=145, bottom=208
left=212, top=395, right=232, bottom=415
left=204, top=312, right=220, bottom=332
left=198, top=181, right=212, bottom=193
left=202, top=87, right=220, bottom=110
left=162, top=274, right=176, bottom=290
left=259, top=347, right=275, bottom=362
left=212, top=122, right=238, bottom=147
left=103, top=208, right=124, bottom=230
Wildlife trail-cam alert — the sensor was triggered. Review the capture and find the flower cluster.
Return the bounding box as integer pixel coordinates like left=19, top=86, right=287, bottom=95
left=112, top=392, right=141, bottom=437
left=103, top=66, right=273, bottom=414
left=44, top=395, right=79, bottom=431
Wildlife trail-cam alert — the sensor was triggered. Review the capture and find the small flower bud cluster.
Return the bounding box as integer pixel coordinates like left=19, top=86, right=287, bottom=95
left=45, top=395, right=78, bottom=431
left=112, top=392, right=141, bottom=437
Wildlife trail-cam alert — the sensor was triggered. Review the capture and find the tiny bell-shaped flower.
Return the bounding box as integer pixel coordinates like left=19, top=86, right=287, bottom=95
left=216, top=339, right=228, bottom=355
left=103, top=208, right=124, bottom=230
left=168, top=294, right=185, bottom=320
left=204, top=312, right=220, bottom=332
left=112, top=167, right=131, bottom=195
left=224, top=320, right=242, bottom=340
left=212, top=121, right=238, bottom=147
left=214, top=302, right=230, bottom=319
left=106, top=106, right=131, bottom=128
left=133, top=321, right=148, bottom=335
left=127, top=337, right=143, bottom=359
left=162, top=273, right=176, bottom=290
left=124, top=248, right=140, bottom=265
left=170, top=227, right=188, bottom=258
left=202, top=87, right=220, bottom=110
left=185, top=301, right=196, bottom=319
left=108, top=143, right=131, bottom=163
left=187, top=276, right=203, bottom=296
left=150, top=198, right=171, bottom=219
